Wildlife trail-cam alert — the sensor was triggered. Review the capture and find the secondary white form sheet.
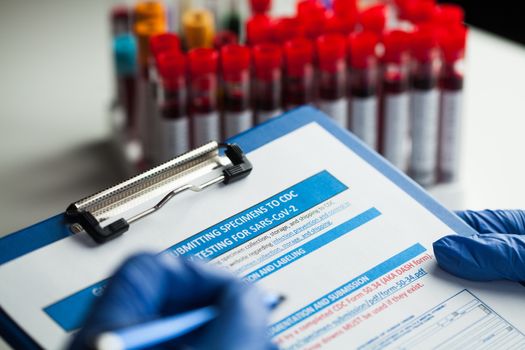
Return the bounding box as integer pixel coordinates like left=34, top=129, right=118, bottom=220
left=1, top=121, right=525, bottom=349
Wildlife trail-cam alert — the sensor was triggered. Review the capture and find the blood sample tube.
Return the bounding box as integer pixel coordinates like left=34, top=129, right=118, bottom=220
left=221, top=44, right=252, bottom=139
left=380, top=30, right=411, bottom=172
left=246, top=14, right=272, bottom=45
left=149, top=33, right=181, bottom=165
left=438, top=25, right=468, bottom=182
left=111, top=5, right=131, bottom=37
left=113, top=34, right=138, bottom=131
left=133, top=1, right=166, bottom=24
left=223, top=0, right=242, bottom=37
left=188, top=48, right=220, bottom=146
left=315, top=34, right=347, bottom=128
left=156, top=52, right=190, bottom=162
left=408, top=26, right=442, bottom=187
left=347, top=31, right=380, bottom=149
left=183, top=9, right=215, bottom=49
left=252, top=43, right=283, bottom=124
left=134, top=19, right=166, bottom=166
left=283, top=38, right=314, bottom=109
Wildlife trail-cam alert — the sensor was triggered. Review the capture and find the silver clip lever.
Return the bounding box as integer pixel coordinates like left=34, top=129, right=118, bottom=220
left=65, top=142, right=252, bottom=244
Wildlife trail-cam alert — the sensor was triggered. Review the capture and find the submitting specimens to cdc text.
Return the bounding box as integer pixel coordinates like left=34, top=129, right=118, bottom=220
left=1, top=123, right=525, bottom=349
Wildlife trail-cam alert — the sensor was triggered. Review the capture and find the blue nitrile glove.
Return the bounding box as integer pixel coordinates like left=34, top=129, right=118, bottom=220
left=433, top=210, right=525, bottom=281
left=69, top=253, right=275, bottom=350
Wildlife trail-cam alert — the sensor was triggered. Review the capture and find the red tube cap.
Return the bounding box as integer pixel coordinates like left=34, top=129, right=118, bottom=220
left=433, top=4, right=464, bottom=25
left=358, top=4, right=387, bottom=35
left=253, top=43, right=283, bottom=80
left=221, top=44, right=251, bottom=80
left=333, top=0, right=357, bottom=19
left=401, top=0, right=437, bottom=24
left=316, top=34, right=346, bottom=72
left=250, top=0, right=271, bottom=14
left=246, top=14, right=272, bottom=45
left=156, top=51, right=186, bottom=89
left=347, top=31, right=378, bottom=69
left=272, top=17, right=306, bottom=44
left=382, top=30, right=411, bottom=63
left=297, top=1, right=327, bottom=40
left=410, top=24, right=439, bottom=62
left=284, top=38, right=313, bottom=77
left=111, top=5, right=130, bottom=22
left=150, top=33, right=181, bottom=58
left=188, top=48, right=218, bottom=76
left=439, top=25, right=468, bottom=63
left=324, top=13, right=356, bottom=35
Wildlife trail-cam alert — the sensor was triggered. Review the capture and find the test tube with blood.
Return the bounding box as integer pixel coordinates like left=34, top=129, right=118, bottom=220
left=379, top=30, right=411, bottom=172
left=408, top=26, right=442, bottom=187
left=188, top=48, right=221, bottom=146
left=156, top=52, right=191, bottom=162
left=347, top=31, right=380, bottom=149
left=221, top=44, right=253, bottom=139
left=283, top=38, right=314, bottom=109
left=438, top=25, right=467, bottom=183
left=252, top=43, right=283, bottom=124
left=315, top=34, right=347, bottom=128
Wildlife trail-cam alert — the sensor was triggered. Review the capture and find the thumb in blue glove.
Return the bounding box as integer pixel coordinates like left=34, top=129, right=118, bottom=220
left=433, top=210, right=525, bottom=282
left=69, top=253, right=275, bottom=350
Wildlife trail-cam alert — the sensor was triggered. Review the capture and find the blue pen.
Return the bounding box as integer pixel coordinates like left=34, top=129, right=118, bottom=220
left=95, top=294, right=285, bottom=350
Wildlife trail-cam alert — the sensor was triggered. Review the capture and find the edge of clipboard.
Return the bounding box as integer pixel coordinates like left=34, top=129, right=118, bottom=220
left=0, top=105, right=476, bottom=350
left=229, top=106, right=476, bottom=238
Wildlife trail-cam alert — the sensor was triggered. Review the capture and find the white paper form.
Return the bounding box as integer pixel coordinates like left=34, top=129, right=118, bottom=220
left=1, top=122, right=525, bottom=349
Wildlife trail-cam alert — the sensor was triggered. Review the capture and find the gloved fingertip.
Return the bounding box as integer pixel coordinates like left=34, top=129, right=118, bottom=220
left=433, top=236, right=463, bottom=275
left=433, top=235, right=496, bottom=281
left=434, top=233, right=525, bottom=281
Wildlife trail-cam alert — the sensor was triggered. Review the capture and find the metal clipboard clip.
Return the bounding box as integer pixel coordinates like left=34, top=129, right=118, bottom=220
left=65, top=142, right=252, bottom=244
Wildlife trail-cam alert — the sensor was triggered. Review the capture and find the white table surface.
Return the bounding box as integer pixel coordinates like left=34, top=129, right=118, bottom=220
left=1, top=0, right=525, bottom=348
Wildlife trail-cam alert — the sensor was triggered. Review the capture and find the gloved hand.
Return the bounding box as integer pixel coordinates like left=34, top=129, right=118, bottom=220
left=433, top=209, right=525, bottom=281
left=69, top=253, right=275, bottom=350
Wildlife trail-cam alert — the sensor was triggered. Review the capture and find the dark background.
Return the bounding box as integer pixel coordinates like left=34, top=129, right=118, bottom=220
left=442, top=0, right=525, bottom=45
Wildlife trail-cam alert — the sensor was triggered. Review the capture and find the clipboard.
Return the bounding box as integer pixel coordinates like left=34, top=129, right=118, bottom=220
left=0, top=106, right=478, bottom=349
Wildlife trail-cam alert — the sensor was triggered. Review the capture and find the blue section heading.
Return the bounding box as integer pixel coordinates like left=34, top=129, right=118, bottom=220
left=163, top=171, right=347, bottom=261
left=44, top=170, right=347, bottom=332
left=268, top=243, right=427, bottom=336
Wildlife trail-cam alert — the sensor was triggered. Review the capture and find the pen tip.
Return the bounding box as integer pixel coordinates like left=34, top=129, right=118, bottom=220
left=265, top=293, right=286, bottom=310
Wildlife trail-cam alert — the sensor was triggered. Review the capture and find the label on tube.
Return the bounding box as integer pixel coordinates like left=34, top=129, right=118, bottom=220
left=318, top=98, right=347, bottom=129
left=160, top=117, right=190, bottom=162
left=136, top=78, right=151, bottom=157
left=148, top=80, right=161, bottom=163
left=193, top=111, right=220, bottom=146
left=439, top=90, right=463, bottom=181
left=383, top=93, right=410, bottom=171
left=257, top=109, right=282, bottom=124
left=350, top=96, right=378, bottom=149
left=410, top=89, right=439, bottom=186
left=224, top=110, right=253, bottom=139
